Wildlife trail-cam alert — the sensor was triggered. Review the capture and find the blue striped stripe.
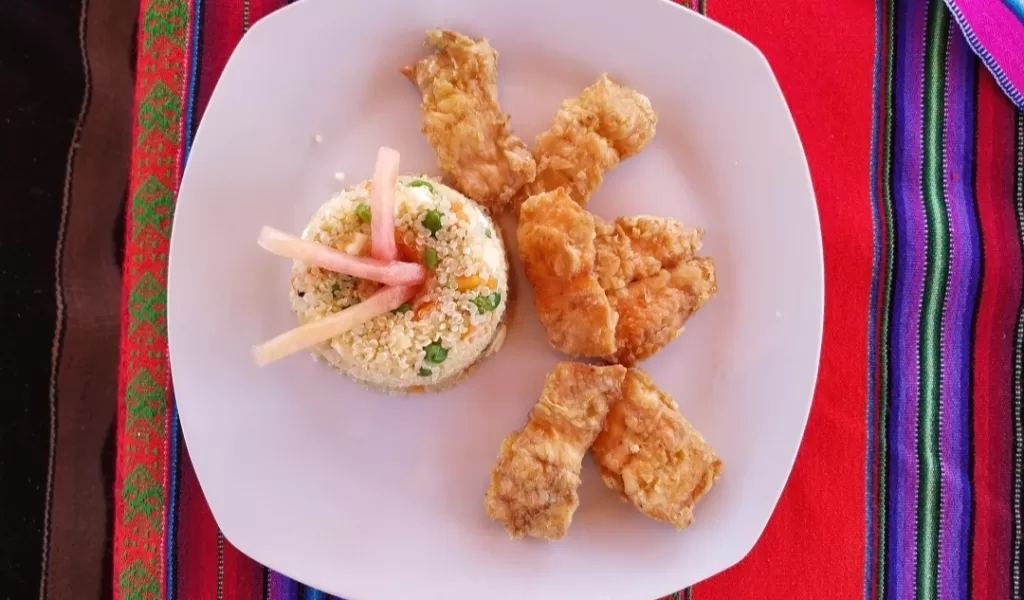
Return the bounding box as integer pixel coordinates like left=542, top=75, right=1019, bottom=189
left=183, top=0, right=204, bottom=158
left=166, top=0, right=203, bottom=594
left=999, top=0, right=1024, bottom=22
left=165, top=403, right=181, bottom=598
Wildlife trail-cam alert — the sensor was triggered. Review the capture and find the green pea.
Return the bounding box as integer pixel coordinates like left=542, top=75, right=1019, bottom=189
left=408, top=179, right=435, bottom=192
left=392, top=302, right=412, bottom=314
left=424, top=341, right=448, bottom=364
left=355, top=203, right=372, bottom=223
left=472, top=292, right=502, bottom=314
left=418, top=367, right=433, bottom=377
left=424, top=247, right=438, bottom=270
left=422, top=210, right=443, bottom=236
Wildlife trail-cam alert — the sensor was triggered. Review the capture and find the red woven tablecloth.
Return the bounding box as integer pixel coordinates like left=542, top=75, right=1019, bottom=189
left=112, top=0, right=1024, bottom=598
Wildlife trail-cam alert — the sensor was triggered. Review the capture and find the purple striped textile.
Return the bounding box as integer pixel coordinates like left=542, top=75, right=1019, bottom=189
left=944, top=0, right=1024, bottom=108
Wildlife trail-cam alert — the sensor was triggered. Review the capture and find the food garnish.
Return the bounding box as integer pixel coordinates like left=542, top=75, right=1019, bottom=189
left=369, top=146, right=400, bottom=260
left=253, top=285, right=417, bottom=366
left=258, top=227, right=425, bottom=286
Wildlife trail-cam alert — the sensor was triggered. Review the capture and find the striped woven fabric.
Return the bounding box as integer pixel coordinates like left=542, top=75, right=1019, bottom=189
left=943, top=0, right=1024, bottom=109
left=111, top=0, right=1024, bottom=599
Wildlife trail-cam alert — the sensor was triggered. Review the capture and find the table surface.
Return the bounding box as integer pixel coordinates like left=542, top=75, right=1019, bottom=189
left=1, top=0, right=1022, bottom=599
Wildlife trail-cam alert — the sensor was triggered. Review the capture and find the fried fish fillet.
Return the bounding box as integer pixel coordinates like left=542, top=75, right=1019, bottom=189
left=516, top=189, right=618, bottom=357
left=402, top=30, right=536, bottom=212
left=515, top=74, right=657, bottom=210
left=517, top=189, right=716, bottom=366
left=591, top=368, right=722, bottom=530
left=484, top=362, right=627, bottom=540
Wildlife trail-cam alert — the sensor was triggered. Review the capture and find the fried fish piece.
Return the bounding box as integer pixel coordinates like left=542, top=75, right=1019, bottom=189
left=402, top=29, right=536, bottom=212
left=593, top=214, right=711, bottom=365
left=484, top=362, right=627, bottom=540
left=517, top=189, right=716, bottom=366
left=515, top=74, right=657, bottom=210
left=517, top=190, right=618, bottom=357
left=591, top=368, right=722, bottom=530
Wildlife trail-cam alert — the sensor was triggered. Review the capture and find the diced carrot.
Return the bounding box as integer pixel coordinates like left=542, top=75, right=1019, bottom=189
left=452, top=202, right=467, bottom=221
left=409, top=386, right=426, bottom=394
left=456, top=275, right=481, bottom=291
left=486, top=277, right=497, bottom=290
left=395, top=231, right=420, bottom=263
left=462, top=321, right=474, bottom=340
left=415, top=300, right=436, bottom=320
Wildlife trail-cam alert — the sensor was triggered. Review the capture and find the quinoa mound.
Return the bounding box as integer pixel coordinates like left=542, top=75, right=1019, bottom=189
left=289, top=175, right=510, bottom=394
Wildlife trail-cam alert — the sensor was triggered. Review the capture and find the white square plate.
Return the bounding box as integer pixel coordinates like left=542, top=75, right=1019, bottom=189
left=168, top=0, right=823, bottom=598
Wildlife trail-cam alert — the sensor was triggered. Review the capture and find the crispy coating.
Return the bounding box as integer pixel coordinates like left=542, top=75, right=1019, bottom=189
left=517, top=190, right=716, bottom=366
left=591, top=369, right=722, bottom=530
left=402, top=30, right=536, bottom=212
left=604, top=256, right=717, bottom=366
left=515, top=74, right=657, bottom=210
left=484, top=362, right=626, bottom=540
left=517, top=190, right=618, bottom=356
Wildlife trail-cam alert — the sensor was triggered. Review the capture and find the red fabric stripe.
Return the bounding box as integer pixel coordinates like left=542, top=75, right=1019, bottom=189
left=695, top=2, right=875, bottom=598
left=223, top=539, right=265, bottom=600
left=116, top=0, right=201, bottom=592
left=196, top=0, right=243, bottom=122
left=183, top=5, right=287, bottom=599
left=250, top=0, right=286, bottom=25
left=175, top=451, right=220, bottom=598
left=969, top=70, right=1019, bottom=600
left=116, top=220, right=178, bottom=596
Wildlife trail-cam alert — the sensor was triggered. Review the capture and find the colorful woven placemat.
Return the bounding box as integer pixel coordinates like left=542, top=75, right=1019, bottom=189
left=112, top=0, right=1024, bottom=598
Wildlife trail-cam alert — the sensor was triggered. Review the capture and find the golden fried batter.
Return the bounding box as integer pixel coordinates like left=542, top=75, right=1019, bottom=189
left=402, top=30, right=536, bottom=212
left=591, top=369, right=722, bottom=530
left=517, top=190, right=618, bottom=356
left=515, top=74, right=657, bottom=210
left=517, top=190, right=716, bottom=366
left=605, top=257, right=717, bottom=366
left=484, top=362, right=626, bottom=540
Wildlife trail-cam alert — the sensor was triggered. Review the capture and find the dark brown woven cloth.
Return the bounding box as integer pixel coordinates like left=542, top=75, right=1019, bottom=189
left=0, top=0, right=137, bottom=597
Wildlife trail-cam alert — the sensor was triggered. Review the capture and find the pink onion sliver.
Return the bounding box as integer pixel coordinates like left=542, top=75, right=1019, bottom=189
left=258, top=227, right=425, bottom=286
left=253, top=284, right=417, bottom=366
left=370, top=146, right=400, bottom=261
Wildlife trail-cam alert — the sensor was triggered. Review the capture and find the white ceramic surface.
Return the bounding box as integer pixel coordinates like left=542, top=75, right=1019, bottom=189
left=167, top=0, right=823, bottom=597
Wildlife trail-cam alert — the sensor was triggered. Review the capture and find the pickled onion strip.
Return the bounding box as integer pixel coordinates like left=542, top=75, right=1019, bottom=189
left=252, top=285, right=417, bottom=366
left=369, top=146, right=400, bottom=261
left=258, top=227, right=425, bottom=286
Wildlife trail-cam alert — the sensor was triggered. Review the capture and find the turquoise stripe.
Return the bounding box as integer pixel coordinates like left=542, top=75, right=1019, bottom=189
left=999, top=0, right=1024, bottom=22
